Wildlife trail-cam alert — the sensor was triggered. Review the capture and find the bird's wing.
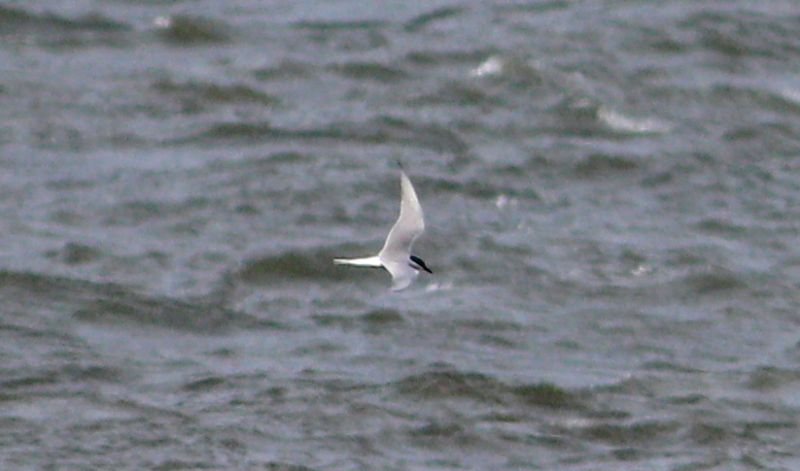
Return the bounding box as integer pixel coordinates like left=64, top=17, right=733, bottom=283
left=383, top=259, right=417, bottom=291
left=379, top=170, right=425, bottom=262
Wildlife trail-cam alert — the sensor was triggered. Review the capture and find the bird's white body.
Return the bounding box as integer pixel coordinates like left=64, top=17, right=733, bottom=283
left=334, top=169, right=429, bottom=291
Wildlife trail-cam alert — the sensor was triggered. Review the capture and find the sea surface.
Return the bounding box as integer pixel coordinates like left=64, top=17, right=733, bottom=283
left=2, top=1, right=800, bottom=469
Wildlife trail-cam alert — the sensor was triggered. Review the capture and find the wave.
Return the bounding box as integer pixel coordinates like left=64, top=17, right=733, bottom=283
left=0, top=5, right=129, bottom=34
left=175, top=116, right=469, bottom=154
left=152, top=79, right=278, bottom=108
left=406, top=48, right=491, bottom=67
left=572, top=153, right=640, bottom=178
left=596, top=106, right=672, bottom=135
left=311, top=309, right=406, bottom=332
left=745, top=366, right=800, bottom=392
left=0, top=5, right=130, bottom=49
left=45, top=242, right=102, bottom=266
left=410, top=81, right=500, bottom=107
left=253, top=60, right=312, bottom=81
left=291, top=20, right=385, bottom=31
left=236, top=247, right=349, bottom=283
left=329, top=61, right=408, bottom=83
left=153, top=14, right=231, bottom=45
left=576, top=419, right=680, bottom=445
left=404, top=6, right=466, bottom=33
left=390, top=368, right=585, bottom=410
left=0, top=270, right=266, bottom=333
left=684, top=10, right=800, bottom=60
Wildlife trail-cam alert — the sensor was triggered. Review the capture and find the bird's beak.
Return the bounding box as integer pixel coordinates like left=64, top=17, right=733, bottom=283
left=410, top=255, right=433, bottom=274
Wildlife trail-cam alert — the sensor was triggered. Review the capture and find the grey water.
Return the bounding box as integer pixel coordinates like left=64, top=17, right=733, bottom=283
left=2, top=1, right=800, bottom=469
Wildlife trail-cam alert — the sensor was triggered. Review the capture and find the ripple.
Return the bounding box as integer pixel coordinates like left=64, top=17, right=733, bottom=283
left=153, top=15, right=230, bottom=45
left=511, top=383, right=584, bottom=410
left=176, top=116, right=468, bottom=154
left=291, top=19, right=387, bottom=50
left=45, top=242, right=102, bottom=266
left=237, top=247, right=346, bottom=283
left=1, top=363, right=123, bottom=394
left=152, top=79, right=278, bottom=107
left=682, top=270, right=745, bottom=296
left=688, top=422, right=732, bottom=446
left=291, top=20, right=385, bottom=31
left=693, top=218, right=748, bottom=237
left=359, top=308, right=405, bottom=325
left=405, top=49, right=491, bottom=67
left=745, top=366, right=800, bottom=392
left=391, top=369, right=584, bottom=411
left=72, top=293, right=260, bottom=334
left=404, top=6, right=466, bottom=33
left=311, top=309, right=407, bottom=332
left=329, top=62, right=408, bottom=83
left=253, top=60, right=312, bottom=81
left=640, top=360, right=701, bottom=374
left=63, top=364, right=124, bottom=383
left=411, top=82, right=501, bottom=107
left=0, top=371, right=60, bottom=390
left=0, top=5, right=130, bottom=34
left=406, top=421, right=483, bottom=449
left=392, top=370, right=505, bottom=403
left=577, top=420, right=680, bottom=445
left=103, top=200, right=164, bottom=226
left=685, top=11, right=796, bottom=59
left=182, top=376, right=227, bottom=393
left=0, top=270, right=264, bottom=334
left=573, top=153, right=639, bottom=178
left=264, top=463, right=319, bottom=471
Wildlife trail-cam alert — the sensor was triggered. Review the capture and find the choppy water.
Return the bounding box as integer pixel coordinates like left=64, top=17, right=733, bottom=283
left=2, top=1, right=800, bottom=469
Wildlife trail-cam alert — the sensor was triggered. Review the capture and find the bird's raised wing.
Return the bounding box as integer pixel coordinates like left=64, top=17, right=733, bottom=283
left=379, top=170, right=425, bottom=262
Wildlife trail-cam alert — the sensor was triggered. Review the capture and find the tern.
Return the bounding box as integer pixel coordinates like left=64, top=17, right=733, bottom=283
left=334, top=167, right=432, bottom=291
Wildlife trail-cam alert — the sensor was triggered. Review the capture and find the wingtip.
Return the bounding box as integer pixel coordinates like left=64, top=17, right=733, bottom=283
left=397, top=161, right=410, bottom=181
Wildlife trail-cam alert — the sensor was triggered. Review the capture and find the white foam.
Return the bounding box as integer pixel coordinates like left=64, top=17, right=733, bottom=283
left=597, top=106, right=671, bottom=134
left=425, top=281, right=454, bottom=292
left=495, top=194, right=518, bottom=210
left=778, top=87, right=800, bottom=105
left=470, top=56, right=506, bottom=78
left=153, top=16, right=172, bottom=29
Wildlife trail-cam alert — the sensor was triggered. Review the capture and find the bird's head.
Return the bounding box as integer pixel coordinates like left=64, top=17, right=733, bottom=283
left=409, top=255, right=433, bottom=274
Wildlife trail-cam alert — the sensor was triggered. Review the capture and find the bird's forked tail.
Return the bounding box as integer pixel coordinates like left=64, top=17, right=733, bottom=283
left=333, top=255, right=383, bottom=268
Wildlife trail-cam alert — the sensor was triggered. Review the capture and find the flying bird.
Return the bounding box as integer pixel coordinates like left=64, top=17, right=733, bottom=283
left=334, top=167, right=432, bottom=291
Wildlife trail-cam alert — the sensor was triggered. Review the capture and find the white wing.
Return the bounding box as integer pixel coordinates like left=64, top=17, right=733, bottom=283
left=378, top=170, right=425, bottom=263
left=383, top=259, right=419, bottom=291
left=333, top=168, right=426, bottom=291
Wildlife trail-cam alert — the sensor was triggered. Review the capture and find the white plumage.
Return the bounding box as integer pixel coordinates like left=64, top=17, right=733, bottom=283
left=334, top=168, right=431, bottom=291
